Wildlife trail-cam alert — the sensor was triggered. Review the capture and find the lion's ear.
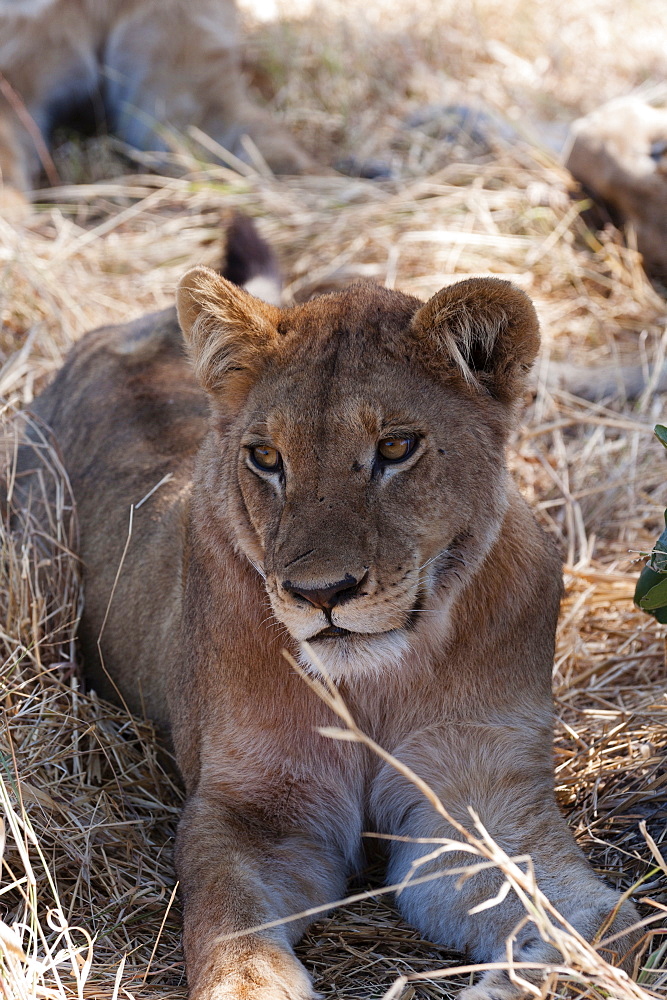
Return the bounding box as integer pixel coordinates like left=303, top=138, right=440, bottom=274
left=410, top=278, right=540, bottom=404
left=177, top=266, right=282, bottom=401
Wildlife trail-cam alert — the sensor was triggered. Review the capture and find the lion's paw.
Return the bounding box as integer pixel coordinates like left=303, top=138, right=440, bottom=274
left=458, top=937, right=562, bottom=1000
left=191, top=947, right=316, bottom=1000
left=458, top=969, right=538, bottom=1000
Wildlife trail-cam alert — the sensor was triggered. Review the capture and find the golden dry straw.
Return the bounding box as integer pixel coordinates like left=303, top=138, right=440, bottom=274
left=1, top=0, right=667, bottom=997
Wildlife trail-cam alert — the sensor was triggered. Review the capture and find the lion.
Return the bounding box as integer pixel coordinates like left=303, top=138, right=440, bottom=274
left=565, top=97, right=667, bottom=281
left=0, top=0, right=313, bottom=205
left=19, top=218, right=640, bottom=1000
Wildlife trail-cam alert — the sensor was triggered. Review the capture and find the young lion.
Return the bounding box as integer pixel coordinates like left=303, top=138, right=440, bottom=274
left=0, top=0, right=313, bottom=205
left=22, top=223, right=639, bottom=999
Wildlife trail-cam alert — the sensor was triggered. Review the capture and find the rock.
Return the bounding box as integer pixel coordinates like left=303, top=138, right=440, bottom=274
left=334, top=156, right=395, bottom=180
left=404, top=102, right=517, bottom=153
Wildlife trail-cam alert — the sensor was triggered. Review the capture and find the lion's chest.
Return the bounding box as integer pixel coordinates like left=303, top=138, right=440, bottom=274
left=199, top=724, right=367, bottom=863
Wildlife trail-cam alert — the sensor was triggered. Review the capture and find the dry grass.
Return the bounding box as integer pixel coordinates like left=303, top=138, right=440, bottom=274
left=1, top=0, right=667, bottom=997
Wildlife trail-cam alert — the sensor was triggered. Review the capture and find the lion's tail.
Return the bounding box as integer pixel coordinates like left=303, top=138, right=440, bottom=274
left=220, top=213, right=282, bottom=306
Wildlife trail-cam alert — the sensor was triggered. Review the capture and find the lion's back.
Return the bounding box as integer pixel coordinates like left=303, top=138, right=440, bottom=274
left=27, top=307, right=210, bottom=726
left=30, top=305, right=207, bottom=494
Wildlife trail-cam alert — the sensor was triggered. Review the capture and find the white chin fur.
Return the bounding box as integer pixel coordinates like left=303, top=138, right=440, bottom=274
left=297, top=630, right=410, bottom=681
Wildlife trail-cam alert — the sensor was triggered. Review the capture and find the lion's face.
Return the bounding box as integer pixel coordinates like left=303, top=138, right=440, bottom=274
left=177, top=273, right=540, bottom=678
left=234, top=342, right=509, bottom=677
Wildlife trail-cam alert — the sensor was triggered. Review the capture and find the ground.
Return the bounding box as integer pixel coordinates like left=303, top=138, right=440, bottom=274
left=0, top=0, right=666, bottom=998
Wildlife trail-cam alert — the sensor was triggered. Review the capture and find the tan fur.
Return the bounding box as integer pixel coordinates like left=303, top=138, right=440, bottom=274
left=24, top=275, right=640, bottom=999
left=0, top=0, right=313, bottom=202
left=565, top=97, right=667, bottom=278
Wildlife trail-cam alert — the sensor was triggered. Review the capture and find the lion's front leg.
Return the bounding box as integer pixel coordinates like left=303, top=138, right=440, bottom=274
left=175, top=792, right=349, bottom=1000
left=372, top=721, right=640, bottom=999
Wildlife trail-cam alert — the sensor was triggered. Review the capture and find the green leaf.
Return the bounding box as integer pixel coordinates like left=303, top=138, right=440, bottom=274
left=649, top=524, right=667, bottom=573
left=636, top=563, right=665, bottom=604
left=633, top=426, right=667, bottom=619
left=638, top=576, right=667, bottom=610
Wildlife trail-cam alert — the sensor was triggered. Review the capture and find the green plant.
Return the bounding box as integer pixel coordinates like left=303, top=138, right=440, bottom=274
left=634, top=425, right=667, bottom=623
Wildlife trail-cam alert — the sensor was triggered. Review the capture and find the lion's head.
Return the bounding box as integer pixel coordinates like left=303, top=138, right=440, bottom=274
left=177, top=271, right=539, bottom=679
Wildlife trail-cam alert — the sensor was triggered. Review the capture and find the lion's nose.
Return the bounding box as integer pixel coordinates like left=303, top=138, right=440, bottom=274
left=282, top=571, right=368, bottom=610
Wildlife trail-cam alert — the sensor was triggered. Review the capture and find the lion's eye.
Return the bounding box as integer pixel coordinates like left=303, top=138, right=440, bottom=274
left=377, top=435, right=417, bottom=463
left=250, top=445, right=282, bottom=471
